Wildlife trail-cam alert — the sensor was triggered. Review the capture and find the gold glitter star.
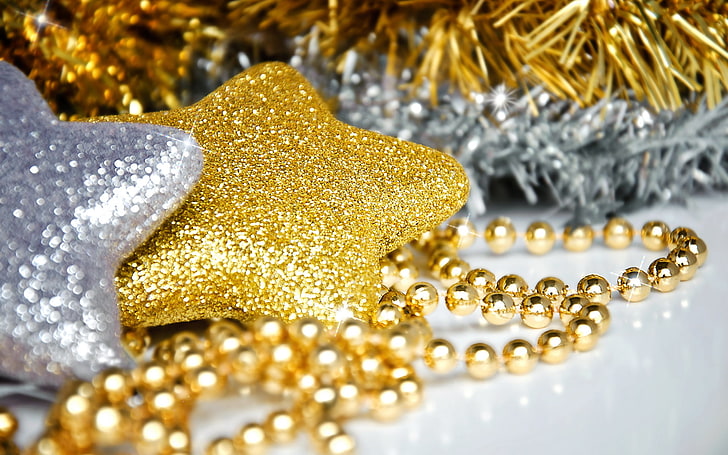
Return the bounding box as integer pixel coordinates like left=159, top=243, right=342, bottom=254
left=93, top=62, right=468, bottom=328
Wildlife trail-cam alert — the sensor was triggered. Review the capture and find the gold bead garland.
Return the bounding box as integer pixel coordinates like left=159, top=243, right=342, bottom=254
left=4, top=216, right=707, bottom=453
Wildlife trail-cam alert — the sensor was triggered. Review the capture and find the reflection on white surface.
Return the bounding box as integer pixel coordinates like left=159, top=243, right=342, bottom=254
left=4, top=197, right=728, bottom=454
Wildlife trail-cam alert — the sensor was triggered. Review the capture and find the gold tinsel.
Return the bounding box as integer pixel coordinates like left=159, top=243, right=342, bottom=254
left=1, top=0, right=727, bottom=116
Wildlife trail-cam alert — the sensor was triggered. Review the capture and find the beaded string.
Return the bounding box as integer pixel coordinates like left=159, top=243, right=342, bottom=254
left=0, top=218, right=707, bottom=455
left=375, top=217, right=707, bottom=378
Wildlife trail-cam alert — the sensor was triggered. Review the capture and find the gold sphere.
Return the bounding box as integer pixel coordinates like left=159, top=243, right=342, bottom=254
left=370, top=386, right=404, bottom=422
left=576, top=274, right=612, bottom=304
left=0, top=407, right=18, bottom=440
left=384, top=326, right=418, bottom=364
left=535, top=276, right=568, bottom=306
left=520, top=294, right=554, bottom=329
left=135, top=418, right=170, bottom=455
left=603, top=217, right=634, bottom=249
left=380, top=257, right=400, bottom=289
left=668, top=247, right=699, bottom=281
left=465, top=268, right=496, bottom=298
left=230, top=345, right=261, bottom=385
left=379, top=289, right=406, bottom=308
left=445, top=282, right=480, bottom=316
left=668, top=227, right=698, bottom=250
left=397, top=376, right=424, bottom=409
left=206, top=438, right=237, bottom=455
left=497, top=274, right=529, bottom=305
left=464, top=343, right=498, bottom=379
left=387, top=246, right=414, bottom=264
left=427, top=242, right=458, bottom=274
left=253, top=317, right=287, bottom=345
left=263, top=410, right=298, bottom=444
left=679, top=236, right=708, bottom=267
left=616, top=267, right=652, bottom=302
left=502, top=339, right=538, bottom=374
left=424, top=338, right=458, bottom=373
left=579, top=303, right=611, bottom=335
left=233, top=423, right=268, bottom=455
left=537, top=330, right=573, bottom=364
left=525, top=221, right=556, bottom=255
left=439, top=259, right=471, bottom=287
left=121, top=326, right=151, bottom=359
left=337, top=319, right=369, bottom=351
left=323, top=432, right=357, bottom=455
left=481, top=292, right=517, bottom=325
left=563, top=225, right=594, bottom=252
left=442, top=218, right=478, bottom=249
left=568, top=317, right=599, bottom=352
left=405, top=282, right=439, bottom=317
left=289, top=317, right=324, bottom=347
left=559, top=294, right=589, bottom=325
left=373, top=302, right=403, bottom=328
left=412, top=229, right=437, bottom=252
left=484, top=217, right=517, bottom=254
left=640, top=221, right=670, bottom=251
left=648, top=258, right=680, bottom=292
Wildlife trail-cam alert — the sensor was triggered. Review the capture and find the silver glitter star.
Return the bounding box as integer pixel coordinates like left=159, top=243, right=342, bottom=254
left=0, top=62, right=204, bottom=387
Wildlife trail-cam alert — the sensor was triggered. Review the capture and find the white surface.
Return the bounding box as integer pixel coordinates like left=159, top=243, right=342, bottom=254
left=5, top=196, right=728, bottom=454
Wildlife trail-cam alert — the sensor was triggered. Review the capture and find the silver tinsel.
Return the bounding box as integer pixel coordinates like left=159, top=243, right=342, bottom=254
left=261, top=33, right=728, bottom=223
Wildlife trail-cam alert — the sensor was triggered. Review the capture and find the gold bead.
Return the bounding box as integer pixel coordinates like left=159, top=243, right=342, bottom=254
left=640, top=221, right=670, bottom=251
left=481, top=292, right=517, bottom=325
left=579, top=303, right=611, bottom=335
left=563, top=225, right=594, bottom=252
left=497, top=274, right=529, bottom=305
left=576, top=274, right=612, bottom=304
left=230, top=345, right=261, bottom=385
left=387, top=246, right=414, bottom=264
left=616, top=267, right=651, bottom=302
left=289, top=317, right=325, bottom=347
left=206, top=438, right=236, bottom=455
left=668, top=247, right=699, bottom=281
left=559, top=294, right=589, bottom=325
left=405, top=282, right=439, bottom=317
left=337, top=319, right=370, bottom=351
left=322, top=432, right=357, bottom=455
left=603, top=217, right=634, bottom=249
left=147, top=389, right=183, bottom=424
left=353, top=349, right=387, bottom=389
left=379, top=289, right=406, bottom=308
left=93, top=368, right=132, bottom=404
left=423, top=338, right=458, bottom=373
left=263, top=410, right=298, bottom=444
left=502, top=339, right=538, bottom=374
left=0, top=407, right=18, bottom=440
left=648, top=258, right=680, bottom=292
left=412, top=229, right=436, bottom=251
left=400, top=318, right=433, bottom=353
left=309, top=344, right=346, bottom=382
left=567, top=317, right=599, bottom=352
left=445, top=282, right=480, bottom=316
left=373, top=302, right=403, bottom=328
left=537, top=330, right=573, bottom=364
left=135, top=418, right=169, bottom=455
left=335, top=382, right=361, bottom=419
left=253, top=317, right=287, bottom=345
left=393, top=261, right=419, bottom=292
left=465, top=268, right=496, bottom=298
left=311, top=420, right=343, bottom=444
left=464, top=343, right=498, bottom=379
left=442, top=218, right=478, bottom=249
left=233, top=423, right=268, bottom=455
left=380, top=257, right=400, bottom=289
left=93, top=405, right=126, bottom=446
left=668, top=227, right=698, bottom=250
left=206, top=320, right=244, bottom=361
left=520, top=294, right=554, bottom=329
left=185, top=366, right=226, bottom=399
left=535, top=277, right=568, bottom=306
left=484, top=217, right=517, bottom=254
left=439, top=258, right=471, bottom=287
left=525, top=221, right=556, bottom=255
left=679, top=236, right=708, bottom=267
left=370, top=386, right=404, bottom=421
left=427, top=242, right=458, bottom=274
left=384, top=326, right=417, bottom=363
left=167, top=426, right=191, bottom=453
left=397, top=376, right=423, bottom=408
left=121, top=326, right=151, bottom=359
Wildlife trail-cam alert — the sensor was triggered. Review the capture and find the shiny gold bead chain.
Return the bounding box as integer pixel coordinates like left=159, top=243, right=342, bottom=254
left=375, top=217, right=707, bottom=378
left=1, top=217, right=707, bottom=454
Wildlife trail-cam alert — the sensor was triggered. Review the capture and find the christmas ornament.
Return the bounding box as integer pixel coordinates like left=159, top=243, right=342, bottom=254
left=0, top=62, right=204, bottom=387
left=92, top=62, right=469, bottom=328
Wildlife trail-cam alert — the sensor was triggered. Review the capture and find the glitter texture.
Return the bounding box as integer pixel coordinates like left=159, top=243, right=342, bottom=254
left=0, top=62, right=204, bottom=387
left=93, top=62, right=469, bottom=328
